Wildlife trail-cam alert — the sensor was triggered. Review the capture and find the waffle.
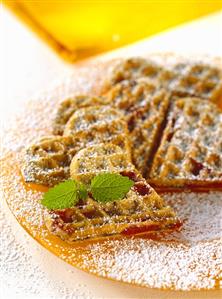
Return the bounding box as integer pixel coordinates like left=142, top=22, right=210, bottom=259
left=105, top=79, right=170, bottom=175
left=53, top=95, right=108, bottom=135
left=167, top=60, right=222, bottom=104
left=23, top=106, right=131, bottom=186
left=107, top=57, right=222, bottom=105
left=63, top=105, right=131, bottom=154
left=70, top=143, right=134, bottom=185
left=148, top=98, right=222, bottom=190
left=64, top=105, right=124, bottom=135
left=106, top=57, right=164, bottom=86
left=45, top=143, right=180, bottom=242
left=22, top=136, right=79, bottom=186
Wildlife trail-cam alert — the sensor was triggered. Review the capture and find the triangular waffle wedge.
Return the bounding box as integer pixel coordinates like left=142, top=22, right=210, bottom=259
left=148, top=98, right=222, bottom=190
left=105, top=79, right=170, bottom=176
left=107, top=57, right=222, bottom=105
left=44, top=143, right=180, bottom=242
left=53, top=95, right=108, bottom=135
left=22, top=107, right=131, bottom=186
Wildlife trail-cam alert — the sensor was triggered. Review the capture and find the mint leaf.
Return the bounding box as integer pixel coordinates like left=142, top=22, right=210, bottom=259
left=41, top=180, right=79, bottom=210
left=41, top=173, right=134, bottom=210
left=91, top=173, right=134, bottom=203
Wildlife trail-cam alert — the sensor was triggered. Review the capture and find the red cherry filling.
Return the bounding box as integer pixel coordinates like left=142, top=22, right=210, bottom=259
left=120, top=170, right=140, bottom=182
left=133, top=181, right=151, bottom=196
left=54, top=208, right=74, bottom=223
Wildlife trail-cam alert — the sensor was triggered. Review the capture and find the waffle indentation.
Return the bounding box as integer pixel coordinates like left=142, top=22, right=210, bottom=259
left=107, top=57, right=222, bottom=104
left=106, top=79, right=170, bottom=175
left=148, top=98, right=222, bottom=188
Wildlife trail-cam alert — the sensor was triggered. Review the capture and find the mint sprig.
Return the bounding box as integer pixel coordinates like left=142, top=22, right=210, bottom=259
left=41, top=180, right=79, bottom=210
left=41, top=173, right=134, bottom=210
left=91, top=173, right=134, bottom=203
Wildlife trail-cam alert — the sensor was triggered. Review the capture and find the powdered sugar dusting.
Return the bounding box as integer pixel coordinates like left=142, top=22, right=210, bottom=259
left=1, top=58, right=222, bottom=291
left=0, top=205, right=94, bottom=298
left=81, top=192, right=222, bottom=290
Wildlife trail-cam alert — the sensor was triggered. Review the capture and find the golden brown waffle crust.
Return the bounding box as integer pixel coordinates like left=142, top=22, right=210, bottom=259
left=148, top=97, right=222, bottom=189
left=103, top=52, right=222, bottom=72
left=56, top=52, right=221, bottom=100
left=22, top=53, right=222, bottom=191
left=44, top=172, right=180, bottom=242
left=44, top=210, right=181, bottom=242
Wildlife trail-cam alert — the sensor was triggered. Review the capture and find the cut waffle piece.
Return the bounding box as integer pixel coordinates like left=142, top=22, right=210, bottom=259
left=44, top=143, right=180, bottom=242
left=106, top=57, right=164, bottom=87
left=63, top=105, right=131, bottom=154
left=148, top=98, right=222, bottom=190
left=107, top=57, right=222, bottom=105
left=53, top=95, right=108, bottom=135
left=167, top=60, right=222, bottom=104
left=23, top=107, right=131, bottom=186
left=70, top=143, right=134, bottom=185
left=105, top=79, right=170, bottom=176
left=22, top=136, right=78, bottom=186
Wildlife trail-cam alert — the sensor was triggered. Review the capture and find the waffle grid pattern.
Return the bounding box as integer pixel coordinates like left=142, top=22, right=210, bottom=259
left=106, top=79, right=170, bottom=175
left=23, top=107, right=131, bottom=186
left=42, top=143, right=176, bottom=241
left=53, top=95, right=108, bottom=135
left=22, top=56, right=222, bottom=241
left=107, top=57, right=222, bottom=104
left=45, top=197, right=176, bottom=241
left=70, top=144, right=133, bottom=185
left=149, top=98, right=222, bottom=187
left=23, top=136, right=77, bottom=186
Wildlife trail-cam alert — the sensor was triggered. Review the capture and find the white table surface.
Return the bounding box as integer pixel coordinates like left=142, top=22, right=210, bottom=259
left=1, top=6, right=222, bottom=299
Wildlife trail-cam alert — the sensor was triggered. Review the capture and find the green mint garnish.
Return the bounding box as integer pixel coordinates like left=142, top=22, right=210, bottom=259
left=41, top=173, right=134, bottom=210
left=41, top=180, right=79, bottom=210
left=91, top=173, right=134, bottom=203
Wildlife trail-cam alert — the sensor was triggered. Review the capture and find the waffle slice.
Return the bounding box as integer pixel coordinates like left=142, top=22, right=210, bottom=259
left=106, top=57, right=222, bottom=106
left=23, top=107, right=131, bottom=186
left=70, top=143, right=134, bottom=185
left=167, top=60, right=222, bottom=104
left=148, top=98, right=222, bottom=190
left=106, top=57, right=165, bottom=87
left=22, top=136, right=79, bottom=186
left=63, top=105, right=131, bottom=155
left=53, top=95, right=108, bottom=135
left=105, top=79, right=170, bottom=176
left=44, top=143, right=180, bottom=242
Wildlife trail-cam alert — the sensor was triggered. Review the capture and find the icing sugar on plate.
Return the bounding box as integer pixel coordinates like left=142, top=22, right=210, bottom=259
left=1, top=59, right=222, bottom=291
